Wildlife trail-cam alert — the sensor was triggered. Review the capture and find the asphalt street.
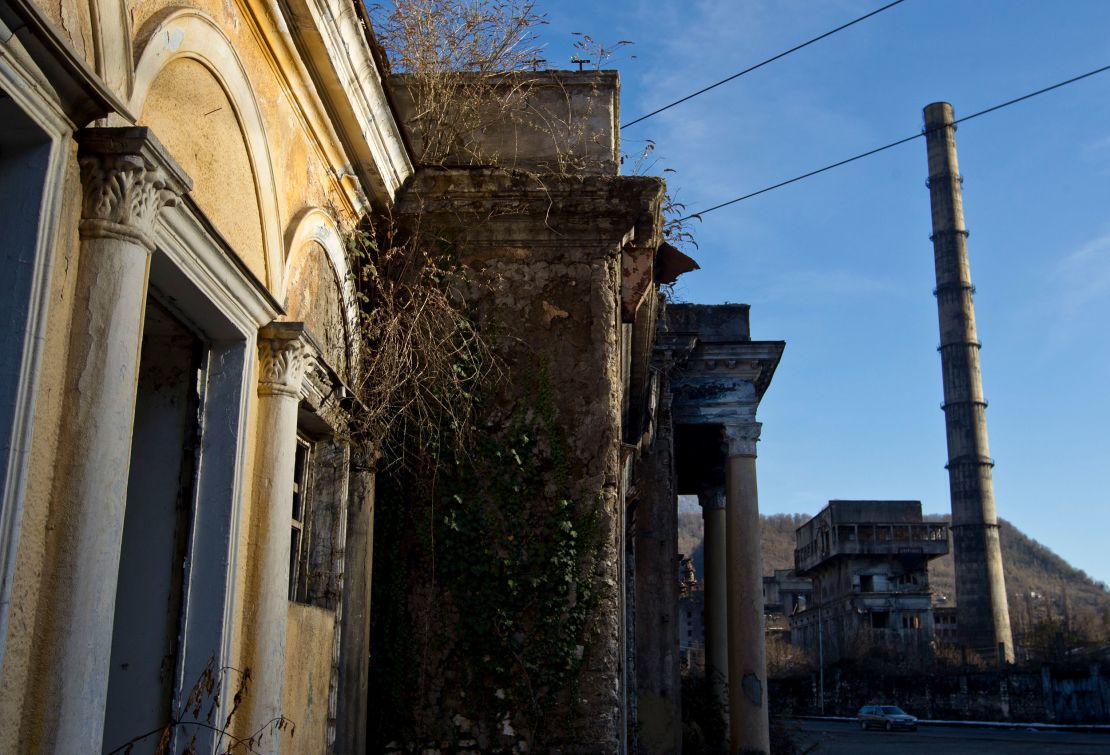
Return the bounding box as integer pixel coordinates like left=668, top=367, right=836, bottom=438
left=788, top=719, right=1110, bottom=754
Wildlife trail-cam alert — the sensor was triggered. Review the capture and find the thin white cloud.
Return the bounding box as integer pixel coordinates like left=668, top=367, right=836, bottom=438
left=758, top=267, right=900, bottom=303
left=1052, top=230, right=1110, bottom=318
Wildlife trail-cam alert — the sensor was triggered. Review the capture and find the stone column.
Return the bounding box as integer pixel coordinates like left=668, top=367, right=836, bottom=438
left=245, top=322, right=313, bottom=745
left=723, top=422, right=770, bottom=755
left=336, top=445, right=376, bottom=755
left=50, top=128, right=189, bottom=753
left=698, top=484, right=729, bottom=732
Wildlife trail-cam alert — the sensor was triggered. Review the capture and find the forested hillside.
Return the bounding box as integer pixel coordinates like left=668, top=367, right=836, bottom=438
left=675, top=510, right=1110, bottom=641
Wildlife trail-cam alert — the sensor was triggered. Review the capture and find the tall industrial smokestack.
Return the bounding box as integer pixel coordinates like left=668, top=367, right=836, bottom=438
left=923, top=102, right=1014, bottom=665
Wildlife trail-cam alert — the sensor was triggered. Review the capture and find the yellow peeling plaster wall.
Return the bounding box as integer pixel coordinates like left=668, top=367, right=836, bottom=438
left=128, top=2, right=362, bottom=747
left=140, top=57, right=269, bottom=282
left=0, top=145, right=86, bottom=752
left=1, top=0, right=377, bottom=749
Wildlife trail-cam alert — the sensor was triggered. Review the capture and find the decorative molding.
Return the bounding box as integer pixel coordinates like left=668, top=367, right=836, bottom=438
left=258, top=322, right=314, bottom=398
left=282, top=207, right=360, bottom=378
left=0, top=43, right=74, bottom=676
left=281, top=0, right=414, bottom=202
left=668, top=339, right=784, bottom=427
left=0, top=0, right=133, bottom=124
left=77, top=127, right=191, bottom=250
left=89, top=0, right=133, bottom=102
left=698, top=486, right=727, bottom=511
left=153, top=196, right=283, bottom=334
left=723, top=421, right=762, bottom=458
left=130, top=9, right=284, bottom=292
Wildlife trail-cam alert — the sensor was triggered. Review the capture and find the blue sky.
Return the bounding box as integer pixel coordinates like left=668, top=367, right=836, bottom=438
left=537, top=0, right=1110, bottom=584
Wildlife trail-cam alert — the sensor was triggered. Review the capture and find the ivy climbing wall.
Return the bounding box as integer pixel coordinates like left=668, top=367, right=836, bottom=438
left=367, top=167, right=665, bottom=753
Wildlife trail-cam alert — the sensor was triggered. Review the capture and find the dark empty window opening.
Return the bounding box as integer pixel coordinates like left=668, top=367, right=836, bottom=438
left=289, top=436, right=313, bottom=601
left=870, top=611, right=890, bottom=629
left=860, top=575, right=875, bottom=592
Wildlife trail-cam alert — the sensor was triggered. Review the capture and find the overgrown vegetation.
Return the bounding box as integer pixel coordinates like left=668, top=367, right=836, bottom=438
left=359, top=3, right=686, bottom=750
left=346, top=217, right=495, bottom=466
left=367, top=368, right=607, bottom=750
left=370, top=0, right=547, bottom=166
left=109, top=659, right=293, bottom=755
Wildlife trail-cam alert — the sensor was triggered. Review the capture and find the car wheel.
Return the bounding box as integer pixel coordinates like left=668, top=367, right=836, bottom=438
left=886, top=721, right=893, bottom=732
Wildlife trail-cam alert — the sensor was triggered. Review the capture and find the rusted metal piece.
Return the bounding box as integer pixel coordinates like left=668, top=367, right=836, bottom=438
left=655, top=242, right=699, bottom=284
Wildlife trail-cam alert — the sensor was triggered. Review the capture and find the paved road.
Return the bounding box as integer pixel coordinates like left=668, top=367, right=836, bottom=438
left=789, top=719, right=1110, bottom=754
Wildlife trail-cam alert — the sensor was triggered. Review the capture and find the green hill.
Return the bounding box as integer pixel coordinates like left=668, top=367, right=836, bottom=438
left=675, top=510, right=1110, bottom=643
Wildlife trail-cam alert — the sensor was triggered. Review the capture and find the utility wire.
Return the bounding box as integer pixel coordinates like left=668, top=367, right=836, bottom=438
left=678, top=63, right=1110, bottom=221
left=621, top=0, right=908, bottom=130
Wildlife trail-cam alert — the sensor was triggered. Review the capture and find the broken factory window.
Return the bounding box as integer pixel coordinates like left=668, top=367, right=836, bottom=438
left=901, top=613, right=922, bottom=629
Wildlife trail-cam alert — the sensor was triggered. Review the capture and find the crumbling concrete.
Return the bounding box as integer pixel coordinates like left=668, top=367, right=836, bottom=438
left=380, top=165, right=665, bottom=752
left=388, top=70, right=620, bottom=174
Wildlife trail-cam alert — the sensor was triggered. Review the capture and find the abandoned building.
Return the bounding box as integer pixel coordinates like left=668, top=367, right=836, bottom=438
left=677, top=566, right=812, bottom=670
left=933, top=605, right=960, bottom=645
left=763, top=568, right=812, bottom=641
left=791, top=500, right=949, bottom=663
left=0, top=1, right=783, bottom=754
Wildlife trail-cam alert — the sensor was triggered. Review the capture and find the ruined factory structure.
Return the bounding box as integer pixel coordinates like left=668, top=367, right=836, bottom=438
left=791, top=501, right=950, bottom=664
left=763, top=569, right=813, bottom=642
left=924, top=102, right=1015, bottom=665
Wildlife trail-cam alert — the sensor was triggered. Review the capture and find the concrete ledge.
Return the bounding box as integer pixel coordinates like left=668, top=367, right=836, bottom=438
left=790, top=715, right=1110, bottom=734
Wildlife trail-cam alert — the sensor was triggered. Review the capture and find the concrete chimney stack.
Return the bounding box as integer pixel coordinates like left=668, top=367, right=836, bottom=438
left=923, top=102, right=1014, bottom=665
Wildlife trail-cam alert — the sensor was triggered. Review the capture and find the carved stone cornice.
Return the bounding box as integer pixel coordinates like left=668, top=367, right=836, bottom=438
left=698, top=486, right=726, bottom=511
left=723, top=421, right=761, bottom=458
left=258, top=322, right=315, bottom=399
left=77, top=127, right=192, bottom=251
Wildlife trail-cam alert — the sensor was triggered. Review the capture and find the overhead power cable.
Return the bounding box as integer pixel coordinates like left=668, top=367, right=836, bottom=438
left=621, top=0, right=908, bottom=130
left=678, top=62, right=1110, bottom=222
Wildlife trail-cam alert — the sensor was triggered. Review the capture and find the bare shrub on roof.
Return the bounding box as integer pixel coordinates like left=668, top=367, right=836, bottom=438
left=370, top=0, right=547, bottom=165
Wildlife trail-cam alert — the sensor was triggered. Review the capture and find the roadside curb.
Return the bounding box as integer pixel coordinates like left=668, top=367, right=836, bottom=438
left=791, top=715, right=1110, bottom=734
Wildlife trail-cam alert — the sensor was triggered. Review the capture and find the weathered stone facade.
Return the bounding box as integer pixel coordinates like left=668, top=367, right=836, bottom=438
left=0, top=1, right=408, bottom=752
left=0, top=3, right=783, bottom=754
left=661, top=304, right=785, bottom=755
left=365, top=162, right=671, bottom=751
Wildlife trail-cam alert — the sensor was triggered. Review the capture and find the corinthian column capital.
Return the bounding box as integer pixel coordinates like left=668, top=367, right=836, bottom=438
left=77, top=127, right=192, bottom=251
left=258, top=322, right=314, bottom=399
left=722, top=421, right=761, bottom=458
left=698, top=485, right=726, bottom=511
